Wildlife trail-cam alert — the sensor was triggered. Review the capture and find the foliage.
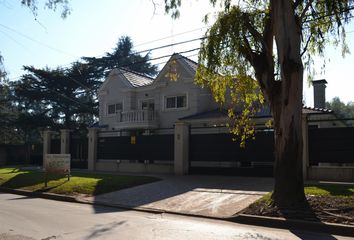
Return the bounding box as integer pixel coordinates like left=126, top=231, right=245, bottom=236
left=326, top=97, right=354, bottom=118
left=20, top=0, right=71, bottom=18
left=165, top=0, right=354, bottom=207
left=12, top=64, right=99, bottom=130
left=82, top=36, right=158, bottom=78
left=0, top=167, right=160, bottom=196
left=0, top=81, right=24, bottom=144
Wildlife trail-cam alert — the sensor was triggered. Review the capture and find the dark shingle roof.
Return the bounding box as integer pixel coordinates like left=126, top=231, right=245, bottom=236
left=179, top=109, right=228, bottom=121
left=302, top=106, right=333, bottom=114
left=120, top=68, right=154, bottom=87
left=177, top=54, right=198, bottom=72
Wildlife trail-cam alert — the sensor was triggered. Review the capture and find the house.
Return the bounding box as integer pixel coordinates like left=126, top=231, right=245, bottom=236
left=98, top=54, right=220, bottom=135
left=53, top=53, right=352, bottom=180
left=98, top=54, right=341, bottom=134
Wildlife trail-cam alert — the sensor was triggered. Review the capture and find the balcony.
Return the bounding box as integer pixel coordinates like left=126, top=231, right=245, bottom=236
left=115, top=110, right=159, bottom=129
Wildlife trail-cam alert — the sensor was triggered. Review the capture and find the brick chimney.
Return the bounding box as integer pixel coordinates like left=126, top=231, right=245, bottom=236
left=312, top=79, right=328, bottom=109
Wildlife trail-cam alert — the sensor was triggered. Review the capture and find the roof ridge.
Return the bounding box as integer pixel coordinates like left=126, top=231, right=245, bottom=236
left=119, top=67, right=154, bottom=81
left=303, top=105, right=333, bottom=113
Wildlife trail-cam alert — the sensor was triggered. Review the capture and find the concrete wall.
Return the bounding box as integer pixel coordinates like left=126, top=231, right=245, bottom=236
left=308, top=166, right=354, bottom=182
left=95, top=160, right=174, bottom=174
left=98, top=70, right=131, bottom=129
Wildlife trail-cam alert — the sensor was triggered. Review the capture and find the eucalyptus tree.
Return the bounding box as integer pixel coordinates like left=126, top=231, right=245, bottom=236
left=165, top=0, right=354, bottom=207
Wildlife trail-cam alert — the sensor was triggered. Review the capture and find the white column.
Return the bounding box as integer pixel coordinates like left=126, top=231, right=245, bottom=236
left=174, top=122, right=189, bottom=175
left=60, top=129, right=71, bottom=154
left=42, top=130, right=53, bottom=168
left=302, top=114, right=309, bottom=180
left=88, top=128, right=99, bottom=171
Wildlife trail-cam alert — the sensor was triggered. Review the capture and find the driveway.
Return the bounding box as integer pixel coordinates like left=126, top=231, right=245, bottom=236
left=84, top=175, right=274, bottom=218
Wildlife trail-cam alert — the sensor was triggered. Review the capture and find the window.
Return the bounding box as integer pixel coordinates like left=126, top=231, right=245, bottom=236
left=141, top=99, right=155, bottom=111
left=107, top=103, right=122, bottom=115
left=165, top=95, right=186, bottom=109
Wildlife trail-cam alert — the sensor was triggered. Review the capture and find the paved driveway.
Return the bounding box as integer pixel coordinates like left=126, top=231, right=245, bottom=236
left=84, top=175, right=274, bottom=218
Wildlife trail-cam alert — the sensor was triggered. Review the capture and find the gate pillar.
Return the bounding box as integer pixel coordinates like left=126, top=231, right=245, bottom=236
left=88, top=128, right=99, bottom=171
left=302, top=114, right=309, bottom=180
left=60, top=129, right=71, bottom=154
left=174, top=122, right=189, bottom=175
left=42, top=129, right=53, bottom=168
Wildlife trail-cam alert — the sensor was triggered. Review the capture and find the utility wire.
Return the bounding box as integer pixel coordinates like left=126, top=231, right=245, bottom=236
left=0, top=23, right=78, bottom=58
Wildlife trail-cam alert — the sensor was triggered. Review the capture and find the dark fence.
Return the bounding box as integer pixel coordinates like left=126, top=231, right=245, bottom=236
left=97, top=134, right=174, bottom=162
left=0, top=144, right=43, bottom=166
left=189, top=130, right=274, bottom=176
left=70, top=135, right=88, bottom=169
left=50, top=139, right=61, bottom=154
left=309, top=127, right=354, bottom=165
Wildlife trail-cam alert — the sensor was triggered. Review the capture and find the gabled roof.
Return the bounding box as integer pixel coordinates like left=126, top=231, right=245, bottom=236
left=179, top=54, right=198, bottom=72
left=120, top=68, right=154, bottom=87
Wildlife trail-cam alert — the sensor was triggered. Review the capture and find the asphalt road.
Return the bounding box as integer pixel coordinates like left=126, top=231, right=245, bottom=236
left=0, top=193, right=350, bottom=240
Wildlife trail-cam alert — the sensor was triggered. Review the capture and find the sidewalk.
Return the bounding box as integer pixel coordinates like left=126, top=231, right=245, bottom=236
left=83, top=175, right=274, bottom=218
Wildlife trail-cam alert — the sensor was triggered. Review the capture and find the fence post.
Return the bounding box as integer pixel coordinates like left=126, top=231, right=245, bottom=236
left=42, top=130, right=53, bottom=169
left=88, top=128, right=98, bottom=171
left=60, top=129, right=71, bottom=154
left=302, top=114, right=309, bottom=181
left=174, top=122, right=189, bottom=175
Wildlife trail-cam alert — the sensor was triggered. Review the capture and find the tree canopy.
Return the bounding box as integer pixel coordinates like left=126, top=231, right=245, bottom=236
left=164, top=0, right=354, bottom=207
left=83, top=36, right=158, bottom=78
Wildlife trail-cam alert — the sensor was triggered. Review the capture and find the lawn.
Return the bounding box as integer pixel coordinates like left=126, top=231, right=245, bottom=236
left=243, top=184, right=354, bottom=225
left=0, top=167, right=160, bottom=196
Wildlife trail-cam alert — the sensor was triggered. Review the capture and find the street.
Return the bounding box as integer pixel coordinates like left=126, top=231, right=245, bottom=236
left=0, top=193, right=350, bottom=240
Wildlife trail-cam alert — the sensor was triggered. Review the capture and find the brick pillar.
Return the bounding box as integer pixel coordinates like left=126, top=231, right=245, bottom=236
left=174, top=122, right=189, bottom=175
left=88, top=128, right=98, bottom=171
left=42, top=130, right=53, bottom=169
left=302, top=114, right=309, bottom=180
left=60, top=129, right=71, bottom=154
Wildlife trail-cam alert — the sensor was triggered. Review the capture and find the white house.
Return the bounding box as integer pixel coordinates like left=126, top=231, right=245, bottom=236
left=98, top=53, right=221, bottom=135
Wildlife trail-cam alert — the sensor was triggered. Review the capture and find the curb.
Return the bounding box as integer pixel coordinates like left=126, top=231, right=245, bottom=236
left=230, top=214, right=354, bottom=237
left=1, top=187, right=353, bottom=237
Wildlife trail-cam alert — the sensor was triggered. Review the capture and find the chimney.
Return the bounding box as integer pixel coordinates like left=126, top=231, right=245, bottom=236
left=312, top=79, right=328, bottom=109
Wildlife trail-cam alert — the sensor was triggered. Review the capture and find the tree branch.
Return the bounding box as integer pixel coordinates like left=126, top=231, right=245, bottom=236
left=300, top=0, right=314, bottom=22
left=243, top=13, right=267, bottom=51
left=301, top=32, right=313, bottom=57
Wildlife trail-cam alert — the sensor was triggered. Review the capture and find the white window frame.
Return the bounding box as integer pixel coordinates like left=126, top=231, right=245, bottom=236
left=107, top=102, right=123, bottom=116
left=163, top=94, right=188, bottom=111
left=139, top=98, right=155, bottom=111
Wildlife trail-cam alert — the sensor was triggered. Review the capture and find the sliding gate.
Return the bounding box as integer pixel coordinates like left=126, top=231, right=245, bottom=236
left=189, top=129, right=275, bottom=176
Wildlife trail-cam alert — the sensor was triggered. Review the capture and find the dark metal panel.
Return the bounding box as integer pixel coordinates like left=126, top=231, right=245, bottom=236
left=309, top=127, right=354, bottom=165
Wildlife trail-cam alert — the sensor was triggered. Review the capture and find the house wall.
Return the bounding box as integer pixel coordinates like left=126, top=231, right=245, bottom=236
left=98, top=57, right=222, bottom=131
left=98, top=72, right=129, bottom=130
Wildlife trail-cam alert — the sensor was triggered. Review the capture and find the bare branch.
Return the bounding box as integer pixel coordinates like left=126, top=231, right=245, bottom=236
left=301, top=32, right=313, bottom=57
left=300, top=0, right=314, bottom=22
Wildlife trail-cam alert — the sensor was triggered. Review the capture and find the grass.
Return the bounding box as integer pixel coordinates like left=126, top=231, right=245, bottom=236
left=304, top=184, right=354, bottom=196
left=0, top=167, right=160, bottom=196
left=254, top=184, right=354, bottom=204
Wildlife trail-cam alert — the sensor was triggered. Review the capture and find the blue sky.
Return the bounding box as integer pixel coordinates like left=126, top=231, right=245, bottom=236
left=0, top=0, right=353, bottom=105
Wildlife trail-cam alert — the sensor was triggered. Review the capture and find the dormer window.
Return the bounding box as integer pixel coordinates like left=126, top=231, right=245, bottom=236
left=107, top=103, right=123, bottom=115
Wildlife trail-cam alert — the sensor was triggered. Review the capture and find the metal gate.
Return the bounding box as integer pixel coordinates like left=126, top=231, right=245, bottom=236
left=189, top=129, right=274, bottom=176
left=309, top=127, right=354, bottom=165
left=97, top=134, right=174, bottom=163
left=70, top=133, right=88, bottom=169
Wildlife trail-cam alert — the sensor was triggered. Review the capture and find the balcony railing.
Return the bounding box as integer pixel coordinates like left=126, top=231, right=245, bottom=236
left=116, top=110, right=158, bottom=129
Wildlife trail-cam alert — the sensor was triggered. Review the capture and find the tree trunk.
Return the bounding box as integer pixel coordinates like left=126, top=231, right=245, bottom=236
left=270, top=0, right=306, bottom=208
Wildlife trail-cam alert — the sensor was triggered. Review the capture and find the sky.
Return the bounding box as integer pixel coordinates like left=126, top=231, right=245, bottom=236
left=0, top=0, right=353, bottom=105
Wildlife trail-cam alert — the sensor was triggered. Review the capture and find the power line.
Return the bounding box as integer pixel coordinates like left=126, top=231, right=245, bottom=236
left=135, top=26, right=208, bottom=47
left=0, top=23, right=78, bottom=58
